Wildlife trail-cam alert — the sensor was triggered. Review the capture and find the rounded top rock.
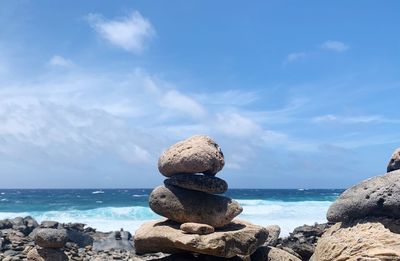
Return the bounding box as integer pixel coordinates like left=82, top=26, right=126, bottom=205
left=387, top=148, right=400, bottom=172
left=158, top=135, right=225, bottom=177
left=34, top=228, right=67, bottom=248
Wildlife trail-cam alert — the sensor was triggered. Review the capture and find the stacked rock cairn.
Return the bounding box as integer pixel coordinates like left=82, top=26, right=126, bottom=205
left=27, top=228, right=68, bottom=261
left=310, top=148, right=400, bottom=260
left=134, top=135, right=268, bottom=259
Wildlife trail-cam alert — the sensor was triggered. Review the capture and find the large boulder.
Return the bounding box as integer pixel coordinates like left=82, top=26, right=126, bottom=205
left=149, top=185, right=242, bottom=228
left=134, top=219, right=268, bottom=258
left=34, top=228, right=67, bottom=248
left=158, top=135, right=225, bottom=177
left=327, top=170, right=400, bottom=222
left=388, top=148, right=400, bottom=172
left=312, top=217, right=400, bottom=261
left=164, top=174, right=228, bottom=194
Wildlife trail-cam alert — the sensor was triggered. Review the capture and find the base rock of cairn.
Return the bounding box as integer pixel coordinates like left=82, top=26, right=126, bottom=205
left=134, top=135, right=268, bottom=258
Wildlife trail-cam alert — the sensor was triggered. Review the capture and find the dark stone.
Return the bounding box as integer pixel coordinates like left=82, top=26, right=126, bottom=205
left=276, top=223, right=332, bottom=260
left=34, top=228, right=67, bottom=248
left=164, top=174, right=228, bottom=194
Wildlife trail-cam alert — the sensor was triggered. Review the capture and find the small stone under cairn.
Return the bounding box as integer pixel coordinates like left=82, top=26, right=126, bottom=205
left=27, top=228, right=68, bottom=261
left=134, top=135, right=268, bottom=258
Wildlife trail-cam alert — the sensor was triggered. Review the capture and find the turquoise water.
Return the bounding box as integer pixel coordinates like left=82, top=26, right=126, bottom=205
left=0, top=189, right=342, bottom=235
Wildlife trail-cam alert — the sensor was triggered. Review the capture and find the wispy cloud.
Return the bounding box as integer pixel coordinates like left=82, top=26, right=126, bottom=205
left=49, top=55, right=74, bottom=67
left=284, top=52, right=307, bottom=64
left=87, top=11, right=155, bottom=53
left=321, top=40, right=349, bottom=52
left=312, top=114, right=398, bottom=124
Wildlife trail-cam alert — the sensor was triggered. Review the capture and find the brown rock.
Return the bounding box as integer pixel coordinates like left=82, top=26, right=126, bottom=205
left=27, top=247, right=68, bottom=261
left=312, top=217, right=400, bottom=261
left=149, top=185, right=242, bottom=228
left=158, top=135, right=225, bottom=177
left=180, top=222, right=215, bottom=235
left=134, top=219, right=268, bottom=258
left=251, top=246, right=301, bottom=261
left=164, top=174, right=228, bottom=194
left=388, top=148, right=400, bottom=172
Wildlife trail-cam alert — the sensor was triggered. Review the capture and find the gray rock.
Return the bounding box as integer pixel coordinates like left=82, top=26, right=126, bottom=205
left=149, top=185, right=242, bottom=228
left=180, top=222, right=215, bottom=235
left=158, top=135, right=225, bottom=177
left=388, top=148, right=400, bottom=172
left=92, top=230, right=133, bottom=251
left=0, top=219, right=12, bottom=229
left=65, top=228, right=93, bottom=247
left=34, top=228, right=67, bottom=248
left=164, top=174, right=228, bottom=194
left=265, top=225, right=280, bottom=247
left=327, top=170, right=400, bottom=222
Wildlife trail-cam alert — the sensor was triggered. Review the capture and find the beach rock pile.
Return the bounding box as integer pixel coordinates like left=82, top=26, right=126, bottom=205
left=311, top=148, right=400, bottom=261
left=27, top=228, right=68, bottom=261
left=134, top=135, right=269, bottom=259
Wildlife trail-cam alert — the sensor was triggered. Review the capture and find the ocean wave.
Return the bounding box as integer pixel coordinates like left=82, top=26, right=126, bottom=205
left=92, top=190, right=105, bottom=194
left=132, top=194, right=148, bottom=197
left=0, top=199, right=332, bottom=236
left=0, top=206, right=159, bottom=233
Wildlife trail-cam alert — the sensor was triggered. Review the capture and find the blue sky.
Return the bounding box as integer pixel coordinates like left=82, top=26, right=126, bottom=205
left=0, top=1, right=399, bottom=188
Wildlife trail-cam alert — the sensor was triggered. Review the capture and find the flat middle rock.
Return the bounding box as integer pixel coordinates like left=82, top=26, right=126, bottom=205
left=134, top=219, right=268, bottom=258
left=327, top=169, right=400, bottom=222
left=149, top=185, right=242, bottom=228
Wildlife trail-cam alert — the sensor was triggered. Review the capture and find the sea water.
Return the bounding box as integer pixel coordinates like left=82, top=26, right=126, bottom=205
left=0, top=189, right=342, bottom=236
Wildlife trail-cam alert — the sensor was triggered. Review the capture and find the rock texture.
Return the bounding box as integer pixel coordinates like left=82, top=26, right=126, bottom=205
left=27, top=247, right=68, bottom=261
left=134, top=219, right=268, bottom=258
left=327, top=169, right=400, bottom=222
left=92, top=230, right=133, bottom=251
left=164, top=174, right=228, bottom=194
left=276, top=223, right=331, bottom=260
left=264, top=225, right=280, bottom=247
left=388, top=148, right=400, bottom=172
left=180, top=223, right=215, bottom=235
left=312, top=217, right=400, bottom=261
left=158, top=135, right=225, bottom=177
left=251, top=246, right=302, bottom=261
left=34, top=228, right=67, bottom=248
left=149, top=185, right=242, bottom=228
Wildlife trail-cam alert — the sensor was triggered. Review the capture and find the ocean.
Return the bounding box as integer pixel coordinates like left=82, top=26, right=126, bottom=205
left=0, top=189, right=342, bottom=236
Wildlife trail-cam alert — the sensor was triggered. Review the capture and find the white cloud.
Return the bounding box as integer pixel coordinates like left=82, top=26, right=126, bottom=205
left=321, top=40, right=349, bottom=52
left=312, top=114, right=388, bottom=124
left=160, top=90, right=207, bottom=119
left=49, top=55, right=74, bottom=67
left=284, top=52, right=307, bottom=64
left=215, top=112, right=261, bottom=138
left=87, top=11, right=155, bottom=53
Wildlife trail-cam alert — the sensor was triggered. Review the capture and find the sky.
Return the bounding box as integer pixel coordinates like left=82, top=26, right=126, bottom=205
left=0, top=1, right=399, bottom=188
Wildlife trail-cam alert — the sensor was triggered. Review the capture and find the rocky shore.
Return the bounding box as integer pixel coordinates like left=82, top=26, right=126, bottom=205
left=0, top=216, right=327, bottom=260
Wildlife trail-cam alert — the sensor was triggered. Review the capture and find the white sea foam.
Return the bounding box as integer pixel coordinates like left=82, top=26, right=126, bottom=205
left=92, top=190, right=105, bottom=194
left=0, top=200, right=332, bottom=235
left=237, top=199, right=332, bottom=235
